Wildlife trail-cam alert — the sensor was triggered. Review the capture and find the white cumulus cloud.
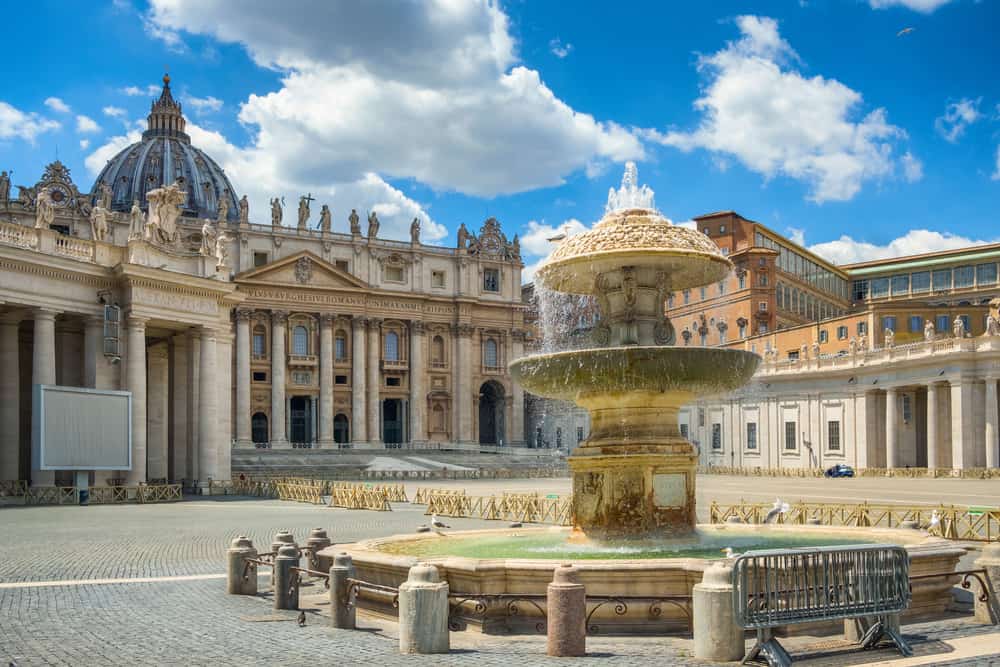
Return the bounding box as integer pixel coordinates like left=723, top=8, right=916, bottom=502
left=992, top=144, right=1000, bottom=181
left=143, top=0, right=642, bottom=198
left=0, top=102, right=61, bottom=143
left=76, top=115, right=100, bottom=133
left=901, top=151, right=923, bottom=182
left=935, top=97, right=982, bottom=143
left=184, top=95, right=223, bottom=114
left=549, top=38, right=573, bottom=59
left=645, top=15, right=907, bottom=203
left=44, top=97, right=71, bottom=113
left=869, top=0, right=955, bottom=12
left=121, top=84, right=161, bottom=97
left=810, top=229, right=1000, bottom=265
left=103, top=106, right=127, bottom=118
left=79, top=139, right=90, bottom=150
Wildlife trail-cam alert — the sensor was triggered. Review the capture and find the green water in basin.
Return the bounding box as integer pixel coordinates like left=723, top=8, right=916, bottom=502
left=381, top=528, right=884, bottom=560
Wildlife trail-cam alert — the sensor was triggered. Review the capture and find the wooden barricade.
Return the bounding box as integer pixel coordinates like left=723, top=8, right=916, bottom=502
left=0, top=480, right=27, bottom=496
left=412, top=487, right=466, bottom=505
left=709, top=499, right=1000, bottom=541
left=273, top=480, right=325, bottom=505
left=138, top=484, right=183, bottom=503
left=328, top=486, right=391, bottom=511
left=424, top=492, right=572, bottom=526
left=24, top=486, right=78, bottom=505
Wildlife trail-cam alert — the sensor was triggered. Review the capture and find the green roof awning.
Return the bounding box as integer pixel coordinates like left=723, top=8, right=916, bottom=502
left=846, top=249, right=1000, bottom=277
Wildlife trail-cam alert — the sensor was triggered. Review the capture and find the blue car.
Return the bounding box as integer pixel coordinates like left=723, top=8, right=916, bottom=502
left=824, top=464, right=855, bottom=478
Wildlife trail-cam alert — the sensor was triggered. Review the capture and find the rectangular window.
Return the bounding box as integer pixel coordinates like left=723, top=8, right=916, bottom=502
left=932, top=269, right=952, bottom=291
left=759, top=323, right=768, bottom=334
left=911, top=271, right=930, bottom=293
left=253, top=332, right=266, bottom=356
left=960, top=314, right=970, bottom=334
left=667, top=294, right=674, bottom=308
left=837, top=325, right=848, bottom=340
left=683, top=290, right=690, bottom=304
left=788, top=350, right=799, bottom=361
left=711, top=423, right=722, bottom=450
left=719, top=281, right=727, bottom=295
left=386, top=376, right=401, bottom=387
left=577, top=426, right=584, bottom=443
left=819, top=330, right=828, bottom=343
left=891, top=274, right=909, bottom=296
left=700, top=287, right=707, bottom=300
left=699, top=332, right=707, bottom=346
left=335, top=337, right=347, bottom=360
left=759, top=301, right=767, bottom=311
left=698, top=408, right=705, bottom=427
left=857, top=321, right=868, bottom=335
left=431, top=270, right=446, bottom=288
left=738, top=324, right=747, bottom=338
left=827, top=420, right=841, bottom=451
left=759, top=273, right=768, bottom=287
left=335, top=260, right=349, bottom=273
left=483, top=268, right=500, bottom=292
left=335, top=375, right=347, bottom=385
left=784, top=421, right=797, bottom=450
left=882, top=316, right=897, bottom=332
left=936, top=314, right=950, bottom=333
left=738, top=275, right=746, bottom=289
left=252, top=371, right=267, bottom=382
left=385, top=265, right=404, bottom=282
left=953, top=265, right=974, bottom=289
left=976, top=263, right=998, bottom=286
left=909, top=315, right=922, bottom=333
left=253, top=251, right=269, bottom=267
left=746, top=422, right=758, bottom=450
left=680, top=423, right=689, bottom=439
left=870, top=277, right=889, bottom=298
left=852, top=280, right=869, bottom=301
left=902, top=394, right=912, bottom=423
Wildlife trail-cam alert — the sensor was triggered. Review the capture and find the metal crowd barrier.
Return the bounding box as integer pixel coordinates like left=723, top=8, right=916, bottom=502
left=732, top=545, right=911, bottom=666
left=698, top=465, right=1000, bottom=479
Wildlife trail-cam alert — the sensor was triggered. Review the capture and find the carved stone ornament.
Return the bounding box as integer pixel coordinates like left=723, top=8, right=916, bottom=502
left=411, top=320, right=426, bottom=335
left=234, top=308, right=253, bottom=322
left=653, top=318, right=676, bottom=345
left=294, top=256, right=314, bottom=284
left=271, top=310, right=289, bottom=324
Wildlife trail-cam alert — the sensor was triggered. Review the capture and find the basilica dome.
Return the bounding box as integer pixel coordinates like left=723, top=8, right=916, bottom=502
left=91, top=74, right=240, bottom=222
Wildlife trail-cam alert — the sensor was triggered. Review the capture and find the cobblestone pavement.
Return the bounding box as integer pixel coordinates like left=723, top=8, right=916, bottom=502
left=1, top=498, right=999, bottom=666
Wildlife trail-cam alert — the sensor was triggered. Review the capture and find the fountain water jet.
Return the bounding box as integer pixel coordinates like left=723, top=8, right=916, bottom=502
left=510, top=163, right=759, bottom=539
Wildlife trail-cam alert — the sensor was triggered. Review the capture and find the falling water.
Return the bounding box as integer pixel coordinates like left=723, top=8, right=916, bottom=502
left=605, top=161, right=656, bottom=213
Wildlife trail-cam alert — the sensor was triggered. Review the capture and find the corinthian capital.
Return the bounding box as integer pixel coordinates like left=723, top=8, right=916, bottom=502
left=271, top=310, right=289, bottom=325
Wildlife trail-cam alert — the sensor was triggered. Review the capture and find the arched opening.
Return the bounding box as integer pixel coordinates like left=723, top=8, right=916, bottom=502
left=478, top=380, right=505, bottom=445
left=252, top=325, right=266, bottom=357
left=292, top=325, right=309, bottom=355
left=384, top=331, right=399, bottom=361
left=335, top=329, right=347, bottom=360
left=333, top=413, right=349, bottom=444
left=484, top=338, right=498, bottom=368
left=251, top=412, right=268, bottom=445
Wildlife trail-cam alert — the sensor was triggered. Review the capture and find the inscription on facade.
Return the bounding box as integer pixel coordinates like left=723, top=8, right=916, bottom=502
left=131, top=286, right=218, bottom=315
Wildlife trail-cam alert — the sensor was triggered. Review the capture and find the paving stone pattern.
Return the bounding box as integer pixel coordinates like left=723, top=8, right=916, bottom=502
left=1, top=498, right=998, bottom=666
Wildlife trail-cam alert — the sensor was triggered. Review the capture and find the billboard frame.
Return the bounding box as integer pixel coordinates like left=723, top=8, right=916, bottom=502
left=33, top=384, right=133, bottom=471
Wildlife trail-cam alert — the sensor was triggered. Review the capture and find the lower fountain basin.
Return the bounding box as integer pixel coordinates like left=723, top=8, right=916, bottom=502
left=319, top=525, right=964, bottom=635
left=508, top=346, right=760, bottom=402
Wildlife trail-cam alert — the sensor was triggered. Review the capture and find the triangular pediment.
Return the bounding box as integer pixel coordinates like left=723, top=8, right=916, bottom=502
left=235, top=250, right=369, bottom=289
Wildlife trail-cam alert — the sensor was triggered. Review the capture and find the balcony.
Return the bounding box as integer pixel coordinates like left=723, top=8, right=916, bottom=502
left=430, top=360, right=448, bottom=370
left=482, top=364, right=505, bottom=375
left=381, top=358, right=408, bottom=370
left=287, top=354, right=317, bottom=367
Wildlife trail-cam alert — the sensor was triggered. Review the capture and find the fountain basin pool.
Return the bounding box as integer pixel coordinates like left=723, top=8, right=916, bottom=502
left=318, top=525, right=964, bottom=635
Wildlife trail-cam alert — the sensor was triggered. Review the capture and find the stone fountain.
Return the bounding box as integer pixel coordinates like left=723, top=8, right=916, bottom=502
left=318, top=164, right=962, bottom=635
left=510, top=162, right=759, bottom=539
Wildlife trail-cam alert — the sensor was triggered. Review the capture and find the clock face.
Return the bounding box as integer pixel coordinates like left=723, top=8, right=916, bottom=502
left=47, top=185, right=70, bottom=206
left=483, top=234, right=501, bottom=254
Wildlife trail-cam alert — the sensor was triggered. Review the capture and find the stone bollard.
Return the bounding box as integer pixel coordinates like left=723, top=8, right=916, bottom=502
left=273, top=544, right=300, bottom=611
left=546, top=564, right=586, bottom=657
left=974, top=543, right=1000, bottom=623
left=305, top=528, right=332, bottom=572
left=398, top=564, right=449, bottom=654
left=329, top=552, right=356, bottom=630
left=226, top=535, right=258, bottom=595
left=693, top=561, right=744, bottom=662
left=270, top=530, right=298, bottom=557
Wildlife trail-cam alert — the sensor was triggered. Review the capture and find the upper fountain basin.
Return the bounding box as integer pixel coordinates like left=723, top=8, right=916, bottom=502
left=508, top=346, right=761, bottom=402
left=538, top=208, right=731, bottom=295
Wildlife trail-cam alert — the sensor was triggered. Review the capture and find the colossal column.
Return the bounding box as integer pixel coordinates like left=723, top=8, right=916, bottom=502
left=186, top=329, right=201, bottom=481
left=270, top=311, right=288, bottom=447
left=215, top=330, right=233, bottom=481
left=885, top=387, right=899, bottom=469
left=124, top=315, right=147, bottom=486
left=455, top=324, right=474, bottom=444
left=510, top=330, right=526, bottom=446
left=986, top=378, right=998, bottom=469
left=32, top=309, right=59, bottom=485
left=351, top=317, right=367, bottom=444
left=409, top=321, right=426, bottom=444
left=927, top=382, right=940, bottom=470
left=83, top=315, right=103, bottom=389
left=171, top=334, right=189, bottom=481
left=0, top=314, right=21, bottom=481
left=318, top=313, right=335, bottom=447
left=146, top=343, right=169, bottom=481
left=234, top=309, right=252, bottom=448
left=198, top=327, right=218, bottom=484
left=951, top=380, right=975, bottom=469
left=367, top=318, right=382, bottom=446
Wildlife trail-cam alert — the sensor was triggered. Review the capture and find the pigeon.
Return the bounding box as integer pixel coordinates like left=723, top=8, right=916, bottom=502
left=547, top=233, right=567, bottom=243
left=509, top=522, right=523, bottom=528
left=415, top=525, right=431, bottom=533
left=927, top=509, right=941, bottom=532
left=897, top=27, right=915, bottom=37
left=764, top=498, right=790, bottom=524
left=721, top=547, right=736, bottom=559
left=431, top=513, right=450, bottom=529
left=297, top=611, right=306, bottom=627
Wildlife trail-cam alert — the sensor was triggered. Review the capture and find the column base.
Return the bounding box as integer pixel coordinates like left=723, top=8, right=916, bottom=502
left=270, top=439, right=290, bottom=449
left=316, top=439, right=335, bottom=449
left=235, top=438, right=253, bottom=449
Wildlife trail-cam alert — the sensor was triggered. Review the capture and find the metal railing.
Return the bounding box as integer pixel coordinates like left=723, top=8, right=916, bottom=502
left=733, top=545, right=911, bottom=665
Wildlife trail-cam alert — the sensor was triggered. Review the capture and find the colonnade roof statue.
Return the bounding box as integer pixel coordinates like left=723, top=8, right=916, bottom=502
left=91, top=74, right=240, bottom=222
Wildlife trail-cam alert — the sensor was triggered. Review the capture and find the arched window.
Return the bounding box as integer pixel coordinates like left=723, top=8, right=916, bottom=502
left=384, top=331, right=399, bottom=361
left=484, top=338, right=498, bottom=367
left=335, top=330, right=347, bottom=360
left=252, top=325, right=266, bottom=357
left=432, top=404, right=445, bottom=431
left=251, top=412, right=268, bottom=444
left=432, top=336, right=445, bottom=364
left=292, top=325, right=309, bottom=355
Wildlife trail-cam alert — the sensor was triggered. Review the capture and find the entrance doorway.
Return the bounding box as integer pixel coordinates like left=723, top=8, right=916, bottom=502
left=334, top=413, right=349, bottom=444
left=251, top=412, right=268, bottom=446
left=478, top=381, right=505, bottom=445
left=289, top=396, right=313, bottom=444
left=382, top=399, right=406, bottom=446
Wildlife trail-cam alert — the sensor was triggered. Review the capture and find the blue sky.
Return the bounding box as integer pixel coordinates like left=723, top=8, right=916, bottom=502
left=2, top=0, right=998, bottom=279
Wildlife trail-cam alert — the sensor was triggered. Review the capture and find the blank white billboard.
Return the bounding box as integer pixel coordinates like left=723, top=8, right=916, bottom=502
left=33, top=385, right=132, bottom=470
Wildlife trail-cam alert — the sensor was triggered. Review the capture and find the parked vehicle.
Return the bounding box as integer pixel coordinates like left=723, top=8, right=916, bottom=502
left=824, top=463, right=855, bottom=478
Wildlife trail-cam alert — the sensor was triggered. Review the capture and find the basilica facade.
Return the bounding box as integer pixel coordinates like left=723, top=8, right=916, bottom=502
left=0, top=76, right=526, bottom=488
